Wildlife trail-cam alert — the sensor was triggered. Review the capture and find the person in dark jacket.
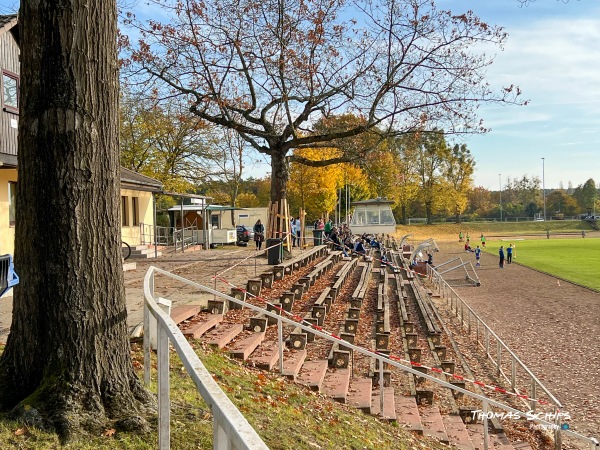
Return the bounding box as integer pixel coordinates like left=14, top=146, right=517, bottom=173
left=330, top=228, right=348, bottom=257
left=498, top=246, right=505, bottom=268
left=353, top=239, right=366, bottom=256
left=253, top=219, right=265, bottom=250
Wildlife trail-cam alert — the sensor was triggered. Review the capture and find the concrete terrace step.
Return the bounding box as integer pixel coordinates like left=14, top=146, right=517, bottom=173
left=321, top=368, right=351, bottom=403
left=394, top=393, right=424, bottom=434
left=171, top=305, right=202, bottom=325
left=203, top=323, right=243, bottom=349
left=122, top=261, right=137, bottom=272
left=371, top=387, right=396, bottom=421
left=247, top=341, right=280, bottom=371
left=281, top=350, right=307, bottom=380
left=128, top=251, right=163, bottom=259
left=512, top=442, right=533, bottom=450
left=228, top=332, right=265, bottom=360
left=297, top=360, right=328, bottom=392
left=442, top=414, right=475, bottom=450
left=129, top=245, right=150, bottom=250
left=346, top=377, right=373, bottom=413
left=420, top=405, right=450, bottom=445
left=182, top=314, right=223, bottom=339
left=466, top=424, right=515, bottom=450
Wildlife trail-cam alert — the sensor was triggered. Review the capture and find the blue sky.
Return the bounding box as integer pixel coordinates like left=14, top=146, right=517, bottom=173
left=437, top=0, right=600, bottom=190
left=2, top=0, right=599, bottom=190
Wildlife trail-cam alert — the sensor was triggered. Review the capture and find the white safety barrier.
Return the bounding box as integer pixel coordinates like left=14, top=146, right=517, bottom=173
left=143, top=267, right=269, bottom=450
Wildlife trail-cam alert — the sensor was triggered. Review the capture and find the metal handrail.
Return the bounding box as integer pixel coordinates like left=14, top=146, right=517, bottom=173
left=143, top=266, right=599, bottom=450
left=426, top=263, right=562, bottom=410
left=143, top=268, right=269, bottom=450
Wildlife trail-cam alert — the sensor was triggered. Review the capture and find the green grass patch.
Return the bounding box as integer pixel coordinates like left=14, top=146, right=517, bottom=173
left=482, top=237, right=600, bottom=291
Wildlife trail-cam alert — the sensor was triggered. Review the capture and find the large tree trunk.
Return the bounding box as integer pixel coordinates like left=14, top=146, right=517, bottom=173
left=0, top=0, right=154, bottom=440
left=425, top=202, right=433, bottom=224
left=268, top=149, right=292, bottom=248
left=270, top=149, right=288, bottom=203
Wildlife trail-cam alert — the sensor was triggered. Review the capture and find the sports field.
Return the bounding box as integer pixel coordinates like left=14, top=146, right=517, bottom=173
left=482, top=237, right=600, bottom=291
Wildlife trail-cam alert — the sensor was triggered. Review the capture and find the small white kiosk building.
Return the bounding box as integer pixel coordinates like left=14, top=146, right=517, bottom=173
left=350, top=198, right=397, bottom=234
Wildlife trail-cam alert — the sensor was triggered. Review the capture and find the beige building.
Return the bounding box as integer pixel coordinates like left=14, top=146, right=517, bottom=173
left=221, top=207, right=269, bottom=229
left=118, top=168, right=163, bottom=247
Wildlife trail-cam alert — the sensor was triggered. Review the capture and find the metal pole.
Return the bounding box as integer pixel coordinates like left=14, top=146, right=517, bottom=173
left=379, top=359, right=384, bottom=416
left=337, top=188, right=341, bottom=226
left=180, top=198, right=184, bottom=253
left=483, top=400, right=489, bottom=450
left=497, top=340, right=502, bottom=376
left=158, top=323, right=171, bottom=449
left=499, top=174, right=502, bottom=221
left=153, top=193, right=158, bottom=258
left=542, top=157, right=546, bottom=221
left=278, top=318, right=284, bottom=374
left=346, top=185, right=349, bottom=224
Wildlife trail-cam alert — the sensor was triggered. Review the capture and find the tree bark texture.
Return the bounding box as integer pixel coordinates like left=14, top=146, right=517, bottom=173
left=266, top=150, right=293, bottom=247
left=0, top=0, right=153, bottom=438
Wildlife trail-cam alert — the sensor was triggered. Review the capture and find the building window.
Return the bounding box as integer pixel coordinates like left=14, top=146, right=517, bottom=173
left=2, top=71, right=19, bottom=113
left=132, top=197, right=139, bottom=226
left=211, top=215, right=219, bottom=228
left=121, top=196, right=129, bottom=226
left=8, top=182, right=16, bottom=227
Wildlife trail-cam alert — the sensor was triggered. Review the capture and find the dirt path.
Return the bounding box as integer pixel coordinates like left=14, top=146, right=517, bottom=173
left=433, top=239, right=600, bottom=443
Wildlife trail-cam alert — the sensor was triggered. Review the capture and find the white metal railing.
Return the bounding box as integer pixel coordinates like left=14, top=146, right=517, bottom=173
left=173, top=226, right=199, bottom=251
left=143, top=268, right=269, bottom=450
left=139, top=222, right=155, bottom=246
left=426, top=263, right=600, bottom=449
left=143, top=266, right=599, bottom=450
left=426, top=263, right=559, bottom=408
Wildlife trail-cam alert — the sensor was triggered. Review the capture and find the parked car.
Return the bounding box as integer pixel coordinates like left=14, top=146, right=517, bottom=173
left=236, top=225, right=255, bottom=242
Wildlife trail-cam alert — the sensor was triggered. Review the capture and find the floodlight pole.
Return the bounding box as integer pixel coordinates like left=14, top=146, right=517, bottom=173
left=542, top=157, right=546, bottom=221
left=499, top=174, right=502, bottom=221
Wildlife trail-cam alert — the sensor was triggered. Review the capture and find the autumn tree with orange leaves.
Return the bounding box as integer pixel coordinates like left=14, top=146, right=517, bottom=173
left=123, top=0, right=522, bottom=235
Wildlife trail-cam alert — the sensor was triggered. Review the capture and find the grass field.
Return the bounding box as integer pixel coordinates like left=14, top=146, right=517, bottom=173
left=481, top=237, right=600, bottom=291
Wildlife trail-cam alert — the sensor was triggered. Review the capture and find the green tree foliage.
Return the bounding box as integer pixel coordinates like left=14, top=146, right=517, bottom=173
left=390, top=135, right=421, bottom=224
left=445, top=144, right=475, bottom=222
left=236, top=192, right=260, bottom=208
left=573, top=178, right=598, bottom=213
left=411, top=132, right=452, bottom=224
left=361, top=144, right=400, bottom=200
left=546, top=190, right=579, bottom=216
left=467, top=186, right=494, bottom=218
left=501, top=175, right=541, bottom=218
left=119, top=93, right=214, bottom=193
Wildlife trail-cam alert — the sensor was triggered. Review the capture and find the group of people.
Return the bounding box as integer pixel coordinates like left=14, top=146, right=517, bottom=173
left=460, top=231, right=513, bottom=269
left=461, top=231, right=486, bottom=252
left=327, top=228, right=384, bottom=260
left=252, top=216, right=356, bottom=254
left=468, top=242, right=514, bottom=268
left=497, top=244, right=514, bottom=268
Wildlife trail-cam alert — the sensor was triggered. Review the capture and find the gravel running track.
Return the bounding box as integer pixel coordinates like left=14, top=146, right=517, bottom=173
left=433, top=239, right=600, bottom=446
